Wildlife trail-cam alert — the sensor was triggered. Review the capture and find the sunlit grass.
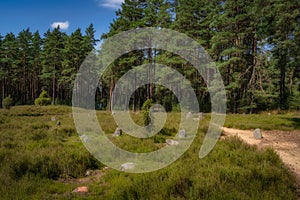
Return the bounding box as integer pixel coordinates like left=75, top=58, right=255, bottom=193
left=0, top=106, right=298, bottom=199
left=224, top=113, right=300, bottom=130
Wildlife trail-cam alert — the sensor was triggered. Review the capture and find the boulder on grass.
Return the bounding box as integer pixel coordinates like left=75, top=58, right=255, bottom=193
left=113, top=128, right=122, bottom=137
left=253, top=128, right=263, bottom=139
left=72, top=186, right=88, bottom=194
left=178, top=129, right=186, bottom=138
left=120, top=162, right=135, bottom=171
left=80, top=134, right=89, bottom=142
left=186, top=112, right=193, bottom=119
left=166, top=139, right=179, bottom=146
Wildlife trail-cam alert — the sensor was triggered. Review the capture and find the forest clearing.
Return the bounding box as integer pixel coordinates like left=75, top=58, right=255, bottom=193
left=1, top=0, right=299, bottom=199
left=0, top=106, right=299, bottom=199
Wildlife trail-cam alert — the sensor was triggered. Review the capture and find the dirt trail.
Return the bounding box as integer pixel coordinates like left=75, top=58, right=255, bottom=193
left=222, top=127, right=300, bottom=197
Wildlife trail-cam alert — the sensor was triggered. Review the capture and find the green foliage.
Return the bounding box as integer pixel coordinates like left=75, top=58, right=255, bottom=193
left=224, top=113, right=300, bottom=130
left=103, top=136, right=297, bottom=200
left=162, top=95, right=172, bottom=112
left=34, top=90, right=51, bottom=106
left=288, top=88, right=300, bottom=110
left=2, top=95, right=13, bottom=109
left=141, top=99, right=153, bottom=111
left=142, top=99, right=153, bottom=126
left=0, top=0, right=299, bottom=112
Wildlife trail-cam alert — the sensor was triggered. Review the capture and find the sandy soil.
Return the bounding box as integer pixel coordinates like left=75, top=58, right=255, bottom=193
left=222, top=127, right=300, bottom=197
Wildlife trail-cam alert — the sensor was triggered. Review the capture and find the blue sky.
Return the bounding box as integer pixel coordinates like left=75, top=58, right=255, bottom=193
left=0, top=0, right=123, bottom=39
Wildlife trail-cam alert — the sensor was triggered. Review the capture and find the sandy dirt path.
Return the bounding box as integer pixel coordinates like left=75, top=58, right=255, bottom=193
left=222, top=127, right=300, bottom=197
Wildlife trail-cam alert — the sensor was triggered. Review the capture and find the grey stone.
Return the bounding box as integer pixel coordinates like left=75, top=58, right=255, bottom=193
left=166, top=139, right=179, bottom=146
left=80, top=134, right=89, bottom=142
left=113, top=128, right=122, bottom=137
left=51, top=116, right=56, bottom=121
left=198, top=112, right=204, bottom=119
left=85, top=170, right=93, bottom=176
left=193, top=112, right=204, bottom=121
left=120, top=162, right=135, bottom=171
left=253, top=128, right=263, bottom=139
left=186, top=112, right=193, bottom=119
left=178, top=129, right=186, bottom=138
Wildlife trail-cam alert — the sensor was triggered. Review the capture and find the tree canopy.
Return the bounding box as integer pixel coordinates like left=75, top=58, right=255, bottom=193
left=0, top=0, right=299, bottom=113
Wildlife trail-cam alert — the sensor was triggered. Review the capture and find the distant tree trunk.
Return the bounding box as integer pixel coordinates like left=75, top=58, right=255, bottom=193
left=289, top=68, right=294, bottom=96
left=108, top=79, right=115, bottom=111
left=132, top=71, right=136, bottom=112
left=1, top=79, right=4, bottom=102
left=249, top=34, right=258, bottom=114
left=147, top=48, right=153, bottom=100
left=52, top=74, right=55, bottom=105
left=279, top=59, right=286, bottom=108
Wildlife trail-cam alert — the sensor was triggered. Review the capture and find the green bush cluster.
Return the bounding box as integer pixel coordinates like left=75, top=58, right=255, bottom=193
left=34, top=90, right=51, bottom=106
left=162, top=96, right=172, bottom=112
left=2, top=95, right=13, bottom=109
left=142, top=99, right=153, bottom=126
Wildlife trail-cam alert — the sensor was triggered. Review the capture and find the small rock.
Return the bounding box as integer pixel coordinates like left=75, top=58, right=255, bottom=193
left=80, top=134, right=89, bottom=142
left=120, top=162, right=135, bottom=171
left=178, top=129, right=186, bottom=138
left=103, top=166, right=110, bottom=171
left=166, top=139, right=179, bottom=146
left=56, top=121, right=61, bottom=126
left=85, top=170, right=93, bottom=176
left=198, top=112, right=204, bottom=119
left=51, top=116, right=56, bottom=121
left=253, top=128, right=263, bottom=139
left=113, top=128, right=122, bottom=137
left=186, top=112, right=193, bottom=119
left=72, top=186, right=88, bottom=194
left=193, top=112, right=204, bottom=121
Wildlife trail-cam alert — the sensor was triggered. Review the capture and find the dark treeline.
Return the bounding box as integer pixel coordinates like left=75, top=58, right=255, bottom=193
left=0, top=0, right=299, bottom=113
left=0, top=24, right=97, bottom=106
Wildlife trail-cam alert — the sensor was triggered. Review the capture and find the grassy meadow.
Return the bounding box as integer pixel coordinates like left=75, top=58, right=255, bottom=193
left=0, top=106, right=299, bottom=199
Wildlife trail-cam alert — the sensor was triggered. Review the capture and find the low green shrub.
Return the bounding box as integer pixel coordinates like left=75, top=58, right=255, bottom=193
left=142, top=99, right=153, bottom=126
left=34, top=90, right=51, bottom=106
left=2, top=95, right=13, bottom=109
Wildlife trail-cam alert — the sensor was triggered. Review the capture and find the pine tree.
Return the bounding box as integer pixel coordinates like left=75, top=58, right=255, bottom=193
left=17, top=28, right=33, bottom=104
left=1, top=33, right=19, bottom=103
left=41, top=28, right=65, bottom=105
left=0, top=33, right=3, bottom=102
left=209, top=0, right=263, bottom=113
left=264, top=0, right=300, bottom=109
left=30, top=31, right=42, bottom=102
left=61, top=28, right=85, bottom=104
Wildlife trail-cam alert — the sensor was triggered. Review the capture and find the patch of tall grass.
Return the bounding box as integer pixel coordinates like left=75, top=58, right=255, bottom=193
left=0, top=106, right=298, bottom=199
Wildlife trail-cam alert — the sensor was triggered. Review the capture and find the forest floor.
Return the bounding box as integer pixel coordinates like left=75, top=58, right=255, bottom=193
left=222, top=127, right=300, bottom=198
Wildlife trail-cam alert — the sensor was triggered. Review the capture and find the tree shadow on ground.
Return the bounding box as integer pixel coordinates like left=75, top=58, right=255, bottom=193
left=284, top=117, right=300, bottom=130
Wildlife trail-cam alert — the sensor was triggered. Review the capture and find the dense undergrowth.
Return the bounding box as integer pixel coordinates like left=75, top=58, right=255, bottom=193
left=0, top=106, right=298, bottom=199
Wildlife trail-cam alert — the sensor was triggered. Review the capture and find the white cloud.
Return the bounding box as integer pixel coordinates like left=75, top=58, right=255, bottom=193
left=51, top=21, right=69, bottom=30
left=98, top=0, right=123, bottom=9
